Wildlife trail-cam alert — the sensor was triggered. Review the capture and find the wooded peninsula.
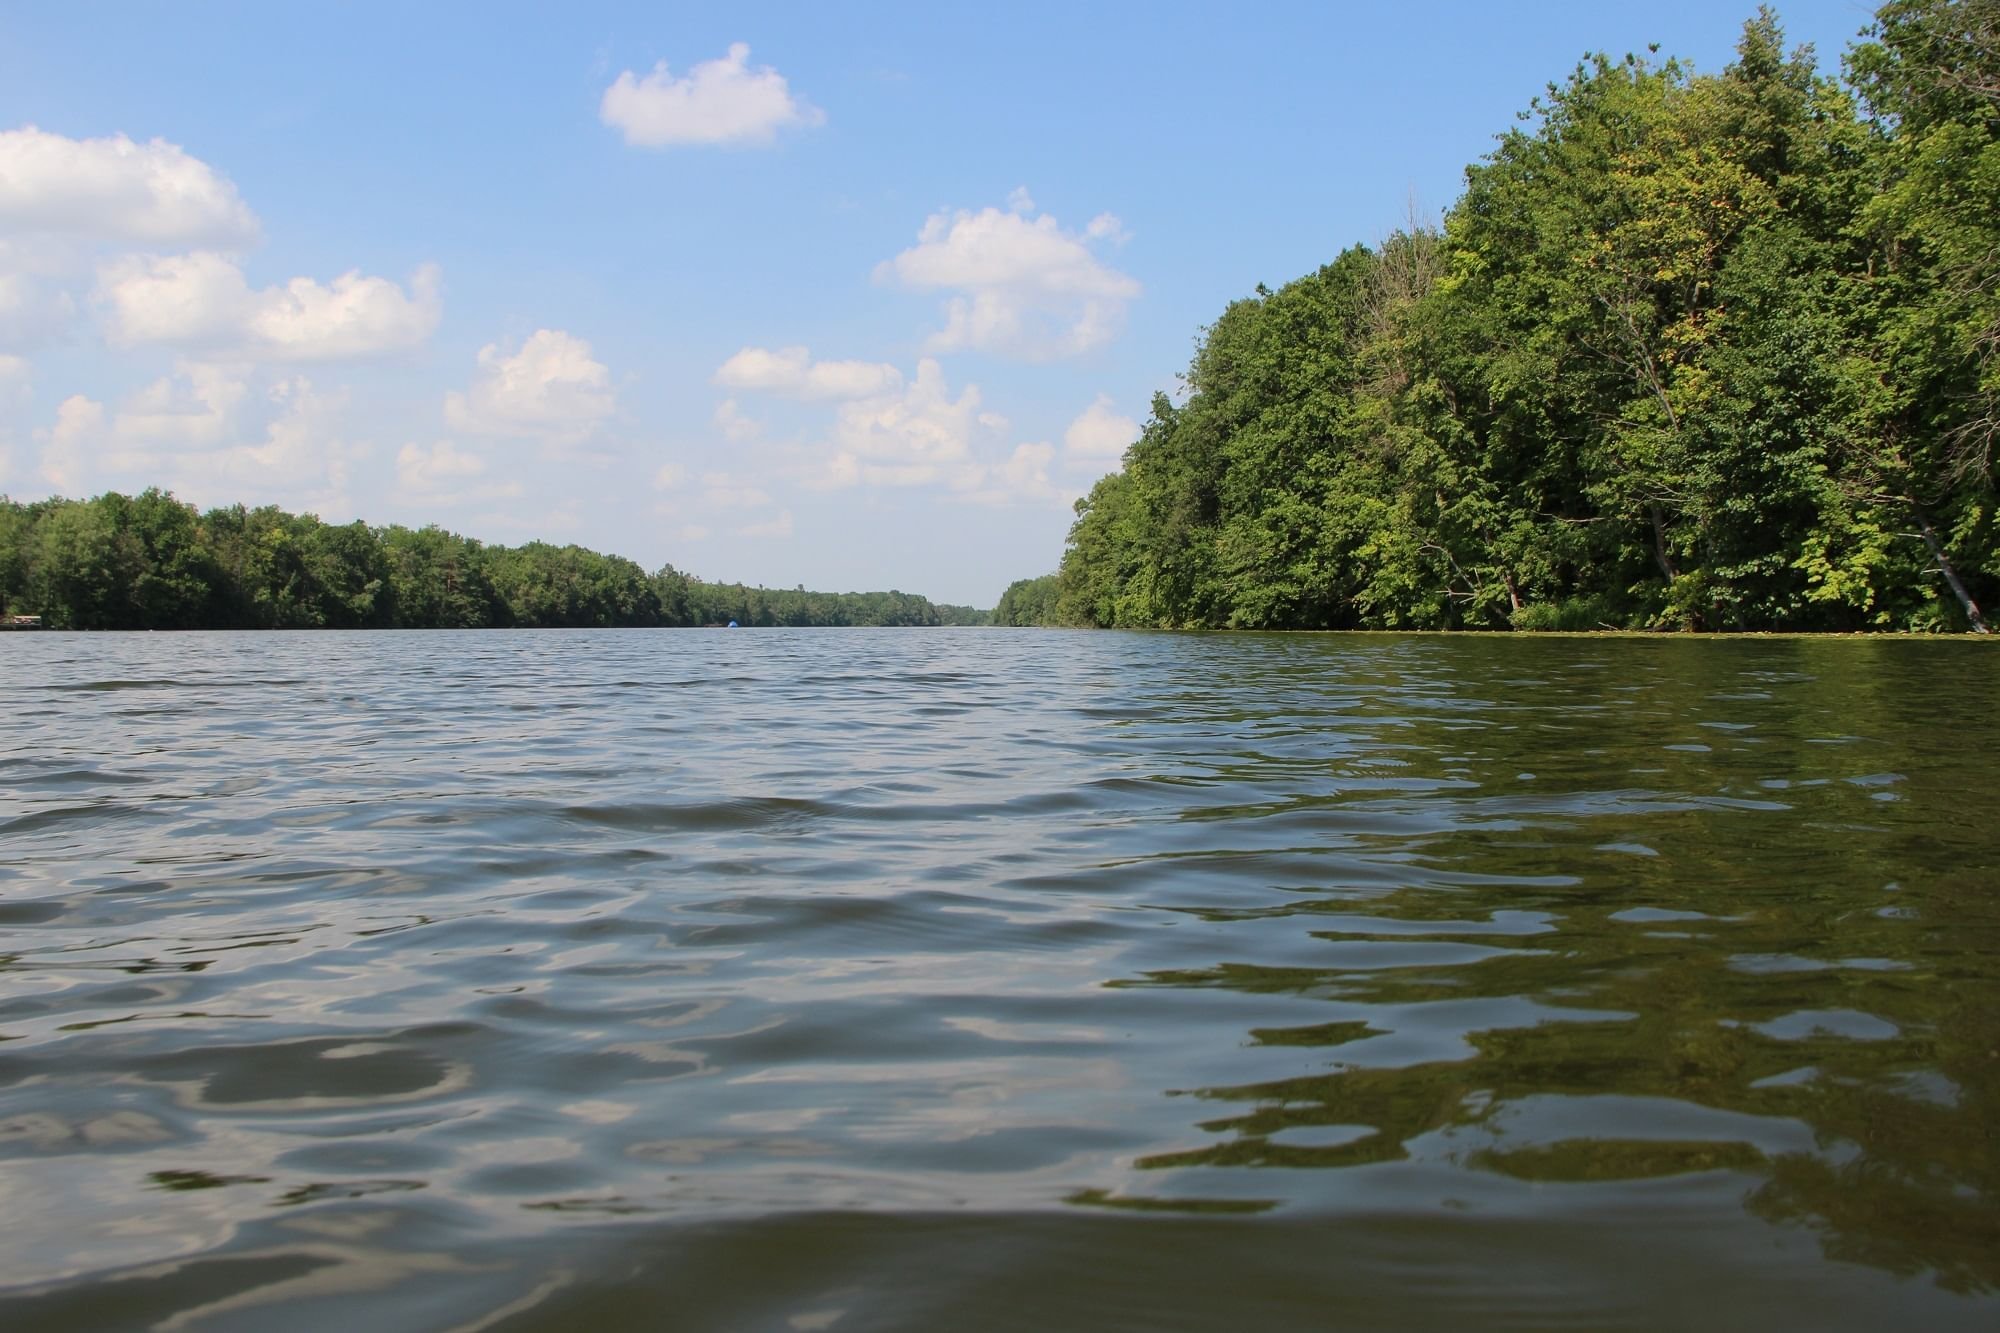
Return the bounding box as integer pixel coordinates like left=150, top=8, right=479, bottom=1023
left=998, top=3, right=1998, bottom=633
left=0, top=490, right=982, bottom=630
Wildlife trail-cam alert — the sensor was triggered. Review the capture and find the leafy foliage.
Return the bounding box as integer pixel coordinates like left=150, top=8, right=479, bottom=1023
left=0, top=489, right=970, bottom=630
left=992, top=573, right=1064, bottom=626
left=1041, top=4, right=1997, bottom=632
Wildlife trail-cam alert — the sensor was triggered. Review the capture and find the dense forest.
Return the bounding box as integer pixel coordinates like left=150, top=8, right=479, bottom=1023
left=1012, top=2, right=1998, bottom=632
left=0, top=489, right=981, bottom=629
left=991, top=573, right=1062, bottom=627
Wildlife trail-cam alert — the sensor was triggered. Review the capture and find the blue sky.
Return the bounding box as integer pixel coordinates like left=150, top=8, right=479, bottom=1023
left=0, top=1, right=1878, bottom=605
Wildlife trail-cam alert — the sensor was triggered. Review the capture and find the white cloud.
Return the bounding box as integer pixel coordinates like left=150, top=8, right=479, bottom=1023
left=0, top=245, right=78, bottom=351
left=167, top=377, right=364, bottom=508
left=714, top=345, right=902, bottom=400
left=1063, top=394, right=1136, bottom=461
left=876, top=200, right=1140, bottom=359
left=398, top=438, right=482, bottom=486
left=737, top=508, right=792, bottom=539
left=824, top=357, right=996, bottom=487
left=35, top=363, right=252, bottom=481
left=251, top=265, right=441, bottom=360
left=713, top=398, right=759, bottom=442
left=112, top=361, right=249, bottom=449
left=1085, top=213, right=1130, bottom=244
left=1000, top=441, right=1056, bottom=489
left=37, top=393, right=104, bottom=492
left=699, top=470, right=771, bottom=509
left=36, top=373, right=365, bottom=509
left=0, top=131, right=442, bottom=368
left=657, top=467, right=773, bottom=517
left=473, top=499, right=584, bottom=536
left=444, top=329, right=614, bottom=445
left=20, top=365, right=232, bottom=498
left=97, top=252, right=441, bottom=360
left=600, top=43, right=824, bottom=148
left=394, top=438, right=522, bottom=507
left=0, top=355, right=25, bottom=483
left=0, top=126, right=258, bottom=247
left=97, top=251, right=241, bottom=343
left=955, top=441, right=1064, bottom=507
left=773, top=358, right=1076, bottom=506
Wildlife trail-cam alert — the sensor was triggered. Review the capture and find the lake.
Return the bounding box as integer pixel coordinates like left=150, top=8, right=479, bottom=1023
left=1, top=628, right=1995, bottom=1331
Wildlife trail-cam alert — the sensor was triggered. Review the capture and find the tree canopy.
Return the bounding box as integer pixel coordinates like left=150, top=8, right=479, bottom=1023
left=0, top=491, right=978, bottom=630
left=1026, top=3, right=1998, bottom=632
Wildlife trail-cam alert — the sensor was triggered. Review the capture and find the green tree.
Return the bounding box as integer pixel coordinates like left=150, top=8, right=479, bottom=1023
left=1046, top=6, right=1995, bottom=634
left=993, top=573, right=1062, bottom=626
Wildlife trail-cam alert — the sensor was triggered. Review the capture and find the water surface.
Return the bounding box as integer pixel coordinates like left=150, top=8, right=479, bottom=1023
left=2, top=629, right=1996, bottom=1330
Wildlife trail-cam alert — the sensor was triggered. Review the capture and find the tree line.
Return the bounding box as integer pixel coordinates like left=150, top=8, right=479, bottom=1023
left=1011, top=2, right=1998, bottom=632
left=0, top=489, right=980, bottom=629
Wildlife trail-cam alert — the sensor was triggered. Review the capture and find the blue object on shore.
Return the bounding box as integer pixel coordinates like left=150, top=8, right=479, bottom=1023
left=727, top=620, right=738, bottom=628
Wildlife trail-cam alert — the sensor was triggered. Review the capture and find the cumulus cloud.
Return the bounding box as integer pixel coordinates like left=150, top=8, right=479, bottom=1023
left=37, top=365, right=252, bottom=488
left=444, top=329, right=614, bottom=445
left=712, top=356, right=1064, bottom=506
left=0, top=126, right=259, bottom=246
left=96, top=252, right=242, bottom=344
left=1002, top=441, right=1056, bottom=488
left=713, top=398, right=759, bottom=442
left=400, top=438, right=478, bottom=490
left=822, top=357, right=997, bottom=488
left=249, top=266, right=441, bottom=361
left=760, top=358, right=1078, bottom=506
left=737, top=508, right=792, bottom=539
left=37, top=393, right=105, bottom=492
left=1063, top=394, right=1137, bottom=461
left=471, top=498, right=585, bottom=537
left=155, top=377, right=364, bottom=508
left=876, top=199, right=1140, bottom=359
left=0, top=261, right=77, bottom=351
left=36, top=374, right=361, bottom=508
left=600, top=43, right=824, bottom=148
left=0, top=353, right=29, bottom=397
left=0, top=348, right=29, bottom=479
left=650, top=464, right=773, bottom=525
left=394, top=438, right=522, bottom=507
left=1084, top=213, right=1131, bottom=244
left=97, top=252, right=441, bottom=360
left=113, top=361, right=249, bottom=449
left=714, top=345, right=902, bottom=400
left=0, top=130, right=445, bottom=367
left=698, top=470, right=772, bottom=509
left=955, top=441, right=1064, bottom=507
left=397, top=438, right=482, bottom=487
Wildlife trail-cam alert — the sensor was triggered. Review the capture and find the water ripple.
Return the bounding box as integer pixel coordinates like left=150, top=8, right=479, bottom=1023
left=1, top=628, right=1996, bottom=1330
